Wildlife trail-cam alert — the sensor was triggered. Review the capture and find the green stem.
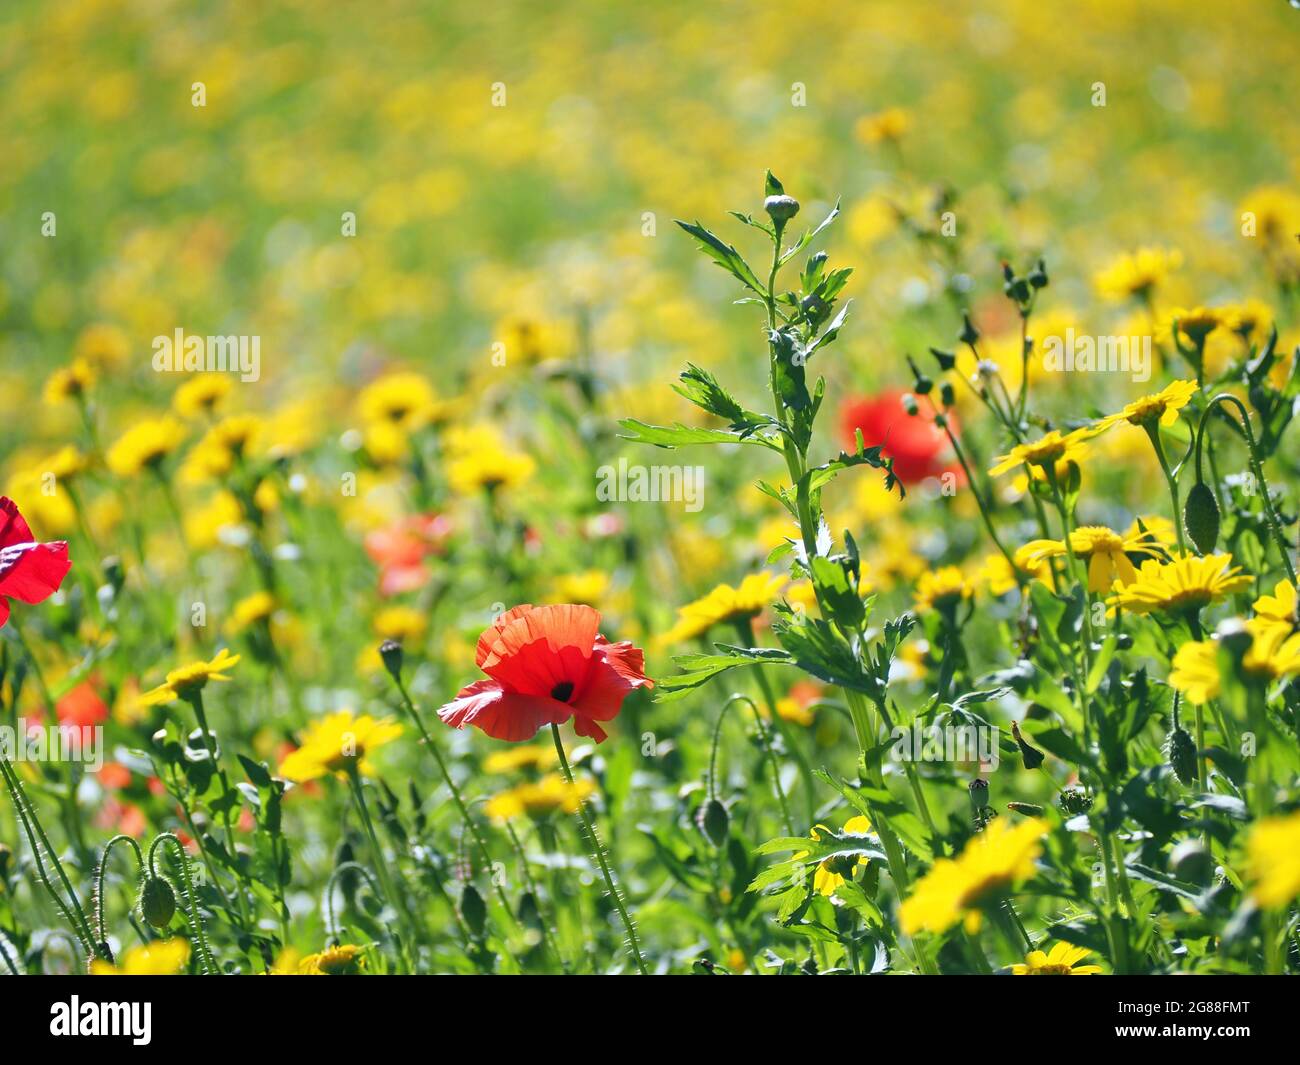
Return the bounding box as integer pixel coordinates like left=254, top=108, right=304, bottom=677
left=149, top=832, right=219, bottom=974
left=549, top=724, right=649, bottom=975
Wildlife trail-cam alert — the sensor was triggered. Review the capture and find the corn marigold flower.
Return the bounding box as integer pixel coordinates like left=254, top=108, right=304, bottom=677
left=1106, top=552, right=1252, bottom=616
left=485, top=773, right=595, bottom=821
left=173, top=373, right=234, bottom=418
left=483, top=743, right=558, bottom=774
left=1092, top=379, right=1198, bottom=433
left=795, top=815, right=872, bottom=896
left=278, top=709, right=403, bottom=782
left=854, top=107, right=909, bottom=145
left=1169, top=618, right=1300, bottom=704
left=1010, top=941, right=1103, bottom=975
left=372, top=604, right=427, bottom=643
left=988, top=426, right=1097, bottom=478
left=90, top=938, right=190, bottom=975
left=74, top=323, right=130, bottom=370
left=547, top=570, right=611, bottom=606
left=138, top=648, right=241, bottom=706
left=182, top=414, right=262, bottom=482
left=357, top=371, right=446, bottom=431
left=1018, top=525, right=1166, bottom=593
left=0, top=497, right=72, bottom=629
left=912, top=565, right=973, bottom=615
left=447, top=440, right=536, bottom=495
left=1158, top=306, right=1221, bottom=348
left=1247, top=810, right=1300, bottom=909
left=658, top=571, right=786, bottom=646
left=899, top=817, right=1047, bottom=935
left=227, top=590, right=277, bottom=634
left=982, top=550, right=1050, bottom=596
left=106, top=416, right=188, bottom=477
left=42, top=358, right=97, bottom=405
left=297, top=943, right=366, bottom=975
left=1093, top=246, right=1181, bottom=301
left=839, top=390, right=957, bottom=485
left=1253, top=578, right=1298, bottom=627
left=438, top=603, right=651, bottom=743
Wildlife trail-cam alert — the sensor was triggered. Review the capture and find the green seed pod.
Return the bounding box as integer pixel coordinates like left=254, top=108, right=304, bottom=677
left=1006, top=801, right=1044, bottom=817
left=138, top=875, right=176, bottom=929
left=1183, top=481, right=1220, bottom=554
left=378, top=639, right=404, bottom=680
left=1169, top=839, right=1214, bottom=885
left=695, top=798, right=730, bottom=848
left=1057, top=787, right=1093, bottom=816
left=763, top=194, right=800, bottom=222
left=1166, top=725, right=1198, bottom=786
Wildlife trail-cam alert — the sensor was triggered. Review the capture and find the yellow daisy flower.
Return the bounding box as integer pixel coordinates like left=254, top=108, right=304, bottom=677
left=90, top=938, right=190, bottom=975
left=1159, top=307, right=1221, bottom=348
left=227, top=591, right=277, bottom=634
left=357, top=371, right=446, bottom=430
left=1093, top=379, right=1198, bottom=433
left=297, top=944, right=366, bottom=975
left=912, top=566, right=973, bottom=614
left=174, top=374, right=234, bottom=418
left=278, top=710, right=403, bottom=782
left=1253, top=579, right=1298, bottom=627
left=1010, top=941, right=1103, bottom=975
left=988, top=427, right=1097, bottom=478
left=855, top=107, right=909, bottom=145
left=1169, top=618, right=1300, bottom=704
left=900, top=817, right=1047, bottom=935
left=795, top=815, right=873, bottom=897
left=658, top=571, right=786, bottom=645
left=371, top=605, right=427, bottom=643
left=483, top=744, right=558, bottom=774
left=1106, top=553, right=1253, bottom=616
left=106, top=416, right=188, bottom=477
left=1093, top=247, right=1181, bottom=301
left=1018, top=525, right=1166, bottom=593
left=485, top=773, right=595, bottom=821
left=182, top=414, right=262, bottom=482
left=138, top=648, right=241, bottom=706
left=43, top=358, right=97, bottom=404
left=1247, top=810, right=1300, bottom=909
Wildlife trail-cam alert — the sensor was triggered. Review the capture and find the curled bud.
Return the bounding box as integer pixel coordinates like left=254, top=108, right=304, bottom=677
left=1010, top=720, right=1045, bottom=770
left=138, top=875, right=177, bottom=929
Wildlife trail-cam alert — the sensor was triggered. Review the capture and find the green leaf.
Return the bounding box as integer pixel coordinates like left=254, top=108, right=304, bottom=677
left=618, top=418, right=778, bottom=451
left=674, top=219, right=766, bottom=294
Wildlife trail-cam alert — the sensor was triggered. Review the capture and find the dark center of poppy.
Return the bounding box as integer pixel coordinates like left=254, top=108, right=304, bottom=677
left=550, top=680, right=575, bottom=703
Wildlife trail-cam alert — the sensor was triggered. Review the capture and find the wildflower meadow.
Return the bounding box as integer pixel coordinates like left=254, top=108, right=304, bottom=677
left=2, top=0, right=1300, bottom=1020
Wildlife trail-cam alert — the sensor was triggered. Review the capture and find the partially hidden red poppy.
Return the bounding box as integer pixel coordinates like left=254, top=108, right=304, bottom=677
left=0, top=497, right=71, bottom=628
left=437, top=604, right=652, bottom=743
left=364, top=513, right=450, bottom=596
left=839, top=390, right=961, bottom=486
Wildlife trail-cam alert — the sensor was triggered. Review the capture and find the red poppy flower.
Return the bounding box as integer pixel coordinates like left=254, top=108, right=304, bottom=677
left=839, top=390, right=961, bottom=486
left=57, top=678, right=109, bottom=730
left=0, top=497, right=71, bottom=628
left=364, top=513, right=450, bottom=596
left=437, top=603, right=652, bottom=743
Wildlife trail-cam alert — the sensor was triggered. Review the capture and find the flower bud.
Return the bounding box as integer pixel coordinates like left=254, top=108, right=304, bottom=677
left=379, top=639, right=404, bottom=681
left=1006, top=801, right=1044, bottom=817
left=1057, top=787, right=1093, bottom=815
left=959, top=311, right=980, bottom=345
left=914, top=375, right=933, bottom=395
left=763, top=194, right=800, bottom=222
left=1165, top=724, right=1198, bottom=786
left=1028, top=259, right=1049, bottom=288
left=460, top=883, right=487, bottom=939
left=695, top=798, right=730, bottom=848
left=1183, top=481, right=1220, bottom=554
left=939, top=381, right=955, bottom=408
left=902, top=393, right=919, bottom=416
left=1169, top=839, right=1213, bottom=885
left=1010, top=720, right=1045, bottom=770
left=967, top=777, right=990, bottom=811
left=138, top=875, right=177, bottom=929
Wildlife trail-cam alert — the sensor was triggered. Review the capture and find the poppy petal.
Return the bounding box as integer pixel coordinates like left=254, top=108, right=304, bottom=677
left=0, top=540, right=71, bottom=604
left=437, top=678, right=569, bottom=741
left=0, top=498, right=34, bottom=549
